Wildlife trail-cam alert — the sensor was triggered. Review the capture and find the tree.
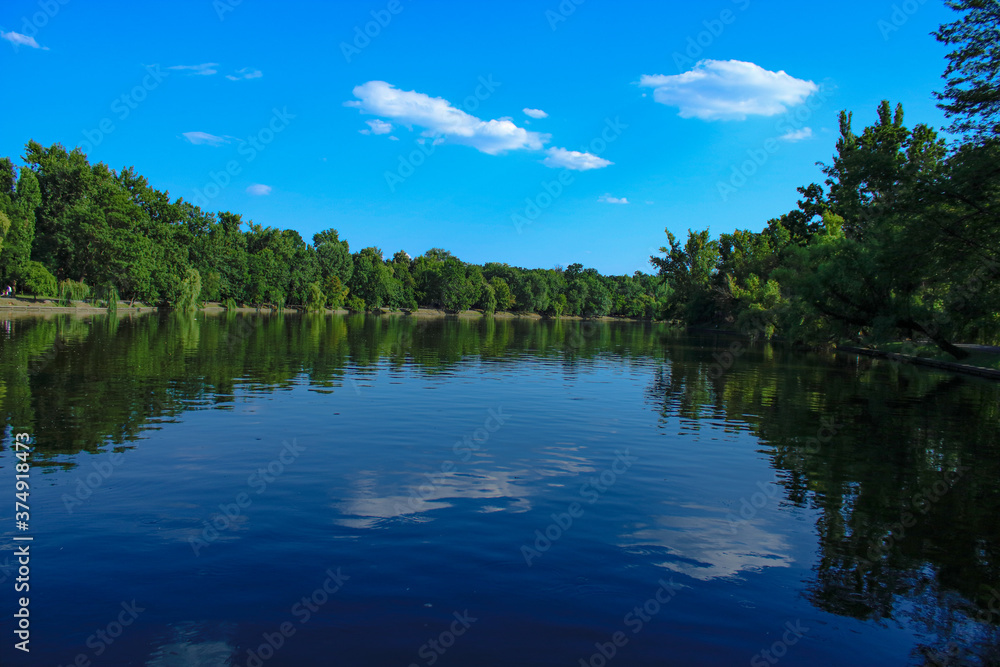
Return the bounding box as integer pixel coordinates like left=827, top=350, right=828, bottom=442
left=481, top=282, right=498, bottom=315
left=306, top=282, right=326, bottom=312
left=0, top=211, right=9, bottom=257
left=440, top=259, right=478, bottom=312
left=650, top=229, right=720, bottom=322
left=314, top=228, right=353, bottom=284
left=934, top=0, right=1000, bottom=141
left=175, top=268, right=202, bottom=311
left=579, top=269, right=611, bottom=318
left=0, top=165, right=39, bottom=284
left=349, top=247, right=394, bottom=309
left=323, top=275, right=349, bottom=310
left=490, top=277, right=515, bottom=311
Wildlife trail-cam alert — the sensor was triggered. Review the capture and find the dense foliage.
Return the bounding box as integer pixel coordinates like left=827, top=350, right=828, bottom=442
left=0, top=143, right=663, bottom=318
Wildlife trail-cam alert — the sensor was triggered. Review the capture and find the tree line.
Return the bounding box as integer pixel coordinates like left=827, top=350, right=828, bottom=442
left=0, top=141, right=665, bottom=319
left=0, top=1, right=995, bottom=357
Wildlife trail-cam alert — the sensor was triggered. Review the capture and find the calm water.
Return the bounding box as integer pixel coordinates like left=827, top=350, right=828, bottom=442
left=1, top=312, right=999, bottom=666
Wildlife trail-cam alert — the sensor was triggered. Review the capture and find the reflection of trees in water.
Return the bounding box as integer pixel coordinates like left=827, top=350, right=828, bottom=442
left=0, top=313, right=668, bottom=463
left=645, top=334, right=1000, bottom=662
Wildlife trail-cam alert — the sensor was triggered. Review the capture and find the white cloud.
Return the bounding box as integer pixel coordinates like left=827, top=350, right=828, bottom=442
left=226, top=67, right=263, bottom=81
left=779, top=127, right=813, bottom=142
left=1, top=31, right=47, bottom=49
left=523, top=108, right=548, bottom=119
left=598, top=194, right=629, bottom=204
left=542, top=147, right=613, bottom=171
left=169, top=63, right=220, bottom=76
left=640, top=59, right=818, bottom=121
left=246, top=184, right=272, bottom=196
left=346, top=81, right=548, bottom=155
left=362, top=119, right=393, bottom=135
left=182, top=132, right=229, bottom=146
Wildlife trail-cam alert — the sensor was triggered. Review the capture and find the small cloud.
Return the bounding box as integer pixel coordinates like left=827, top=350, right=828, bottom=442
left=169, top=63, right=220, bottom=76
left=542, top=147, right=613, bottom=171
left=779, top=127, right=813, bottom=142
left=365, top=119, right=393, bottom=135
left=1, top=31, right=47, bottom=49
left=182, top=131, right=229, bottom=146
left=523, top=108, right=548, bottom=119
left=246, top=184, right=272, bottom=196
left=226, top=67, right=263, bottom=81
left=640, top=59, right=817, bottom=121
left=598, top=194, right=629, bottom=204
left=388, top=136, right=400, bottom=141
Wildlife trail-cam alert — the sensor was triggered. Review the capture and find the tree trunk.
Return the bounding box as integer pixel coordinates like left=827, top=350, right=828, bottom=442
left=900, top=318, right=970, bottom=360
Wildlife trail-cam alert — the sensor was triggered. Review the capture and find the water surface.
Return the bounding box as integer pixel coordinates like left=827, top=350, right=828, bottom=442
left=1, top=313, right=998, bottom=666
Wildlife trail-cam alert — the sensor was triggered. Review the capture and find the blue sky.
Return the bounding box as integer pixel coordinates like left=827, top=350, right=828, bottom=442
left=0, top=0, right=956, bottom=274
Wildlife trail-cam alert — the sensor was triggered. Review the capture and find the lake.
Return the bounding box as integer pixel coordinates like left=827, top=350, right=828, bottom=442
left=1, top=312, right=999, bottom=666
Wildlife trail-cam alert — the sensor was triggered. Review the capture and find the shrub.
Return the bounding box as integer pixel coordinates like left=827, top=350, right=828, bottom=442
left=22, top=262, right=56, bottom=299
left=306, top=282, right=326, bottom=312
left=58, top=279, right=90, bottom=306
left=346, top=295, right=366, bottom=312
left=175, top=268, right=202, bottom=311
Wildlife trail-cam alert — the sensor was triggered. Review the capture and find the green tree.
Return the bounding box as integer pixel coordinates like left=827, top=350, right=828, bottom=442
left=323, top=275, right=349, bottom=310
left=934, top=0, right=1000, bottom=141
left=490, top=277, right=515, bottom=311
left=314, top=228, right=353, bottom=284
left=306, top=281, right=326, bottom=312
left=175, top=268, right=202, bottom=311
left=349, top=247, right=394, bottom=309
left=0, top=164, right=39, bottom=284
left=650, top=229, right=720, bottom=323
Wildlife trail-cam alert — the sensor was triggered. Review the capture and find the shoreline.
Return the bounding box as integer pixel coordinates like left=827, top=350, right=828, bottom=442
left=0, top=298, right=648, bottom=322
